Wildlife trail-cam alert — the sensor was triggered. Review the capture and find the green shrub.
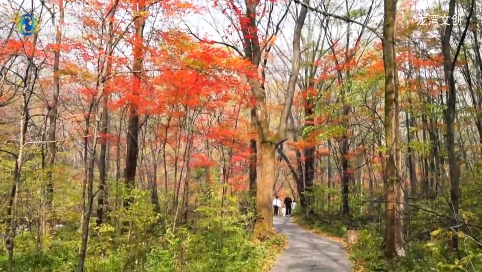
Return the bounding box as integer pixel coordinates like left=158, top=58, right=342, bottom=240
left=1, top=185, right=285, bottom=272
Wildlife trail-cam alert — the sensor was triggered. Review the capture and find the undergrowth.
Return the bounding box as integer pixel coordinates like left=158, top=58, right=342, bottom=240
left=296, top=167, right=482, bottom=272
left=0, top=184, right=287, bottom=272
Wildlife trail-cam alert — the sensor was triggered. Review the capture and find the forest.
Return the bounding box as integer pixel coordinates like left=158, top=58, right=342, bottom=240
left=1, top=0, right=482, bottom=271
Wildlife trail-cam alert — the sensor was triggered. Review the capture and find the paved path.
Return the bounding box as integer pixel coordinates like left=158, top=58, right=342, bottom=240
left=271, top=216, right=352, bottom=272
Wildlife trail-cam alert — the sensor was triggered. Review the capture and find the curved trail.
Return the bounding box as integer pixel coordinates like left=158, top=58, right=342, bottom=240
left=271, top=216, right=352, bottom=272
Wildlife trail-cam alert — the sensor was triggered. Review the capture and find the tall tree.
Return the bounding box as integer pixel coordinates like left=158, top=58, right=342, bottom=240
left=4, top=29, right=40, bottom=270
left=241, top=0, right=309, bottom=235
left=96, top=0, right=119, bottom=226
left=441, top=0, right=474, bottom=251
left=382, top=0, right=404, bottom=258
left=124, top=0, right=146, bottom=207
left=44, top=0, right=65, bottom=230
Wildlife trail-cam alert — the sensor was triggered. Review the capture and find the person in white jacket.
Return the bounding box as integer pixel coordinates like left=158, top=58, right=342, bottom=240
left=272, top=196, right=281, bottom=216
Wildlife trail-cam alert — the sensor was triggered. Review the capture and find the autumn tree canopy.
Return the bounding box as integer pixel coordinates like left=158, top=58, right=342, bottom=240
left=1, top=0, right=482, bottom=271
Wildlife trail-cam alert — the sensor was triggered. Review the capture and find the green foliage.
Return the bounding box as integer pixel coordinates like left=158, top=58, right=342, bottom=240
left=0, top=184, right=285, bottom=272
left=144, top=187, right=286, bottom=272
left=315, top=125, right=345, bottom=140
left=408, top=140, right=432, bottom=156
left=302, top=125, right=316, bottom=138
left=346, top=8, right=368, bottom=19
left=298, top=170, right=482, bottom=272
left=350, top=226, right=390, bottom=271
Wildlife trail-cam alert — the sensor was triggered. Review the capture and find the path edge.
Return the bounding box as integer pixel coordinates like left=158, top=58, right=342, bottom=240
left=291, top=215, right=360, bottom=271
left=260, top=232, right=289, bottom=272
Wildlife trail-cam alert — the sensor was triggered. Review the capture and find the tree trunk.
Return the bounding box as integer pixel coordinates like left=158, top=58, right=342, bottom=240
left=115, top=110, right=124, bottom=181
left=288, top=113, right=304, bottom=205
left=97, top=0, right=118, bottom=226
left=295, top=149, right=304, bottom=202
left=468, top=29, right=482, bottom=153
left=78, top=3, right=120, bottom=263
left=249, top=108, right=257, bottom=197
left=441, top=0, right=470, bottom=250
left=366, top=148, right=374, bottom=210
left=253, top=142, right=276, bottom=236
left=382, top=0, right=404, bottom=257
left=341, top=134, right=350, bottom=217
left=406, top=102, right=417, bottom=196
left=327, top=140, right=332, bottom=209
left=78, top=100, right=101, bottom=272
left=97, top=95, right=109, bottom=226
left=421, top=113, right=433, bottom=194
left=243, top=0, right=308, bottom=237
left=43, top=0, right=64, bottom=240
left=150, top=160, right=161, bottom=214
left=182, top=165, right=190, bottom=224
left=443, top=31, right=460, bottom=253
left=6, top=98, right=28, bottom=271
left=303, top=90, right=315, bottom=211
left=124, top=0, right=145, bottom=207
left=5, top=32, right=38, bottom=270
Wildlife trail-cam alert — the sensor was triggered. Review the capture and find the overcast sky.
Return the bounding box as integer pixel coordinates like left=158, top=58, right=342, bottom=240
left=4, top=0, right=443, bottom=42
left=2, top=0, right=461, bottom=72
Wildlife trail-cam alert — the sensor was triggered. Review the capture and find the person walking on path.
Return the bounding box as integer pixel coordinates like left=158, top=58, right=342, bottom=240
left=273, top=196, right=281, bottom=216
left=284, top=196, right=293, bottom=217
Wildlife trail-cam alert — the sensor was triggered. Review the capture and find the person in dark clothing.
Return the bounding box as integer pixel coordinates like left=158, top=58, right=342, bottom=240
left=284, top=196, right=293, bottom=216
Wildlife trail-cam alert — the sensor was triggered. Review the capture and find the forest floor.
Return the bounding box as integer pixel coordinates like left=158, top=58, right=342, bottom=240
left=271, top=216, right=352, bottom=272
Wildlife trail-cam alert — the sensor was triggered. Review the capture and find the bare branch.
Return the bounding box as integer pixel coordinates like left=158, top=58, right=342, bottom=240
left=292, top=0, right=383, bottom=41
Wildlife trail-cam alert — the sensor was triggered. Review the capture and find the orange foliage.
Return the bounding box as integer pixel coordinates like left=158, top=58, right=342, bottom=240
left=189, top=154, right=213, bottom=168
